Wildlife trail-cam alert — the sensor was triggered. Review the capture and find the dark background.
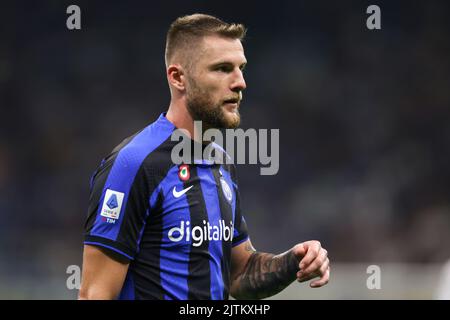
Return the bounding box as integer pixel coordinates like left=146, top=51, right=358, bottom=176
left=0, top=0, right=449, bottom=298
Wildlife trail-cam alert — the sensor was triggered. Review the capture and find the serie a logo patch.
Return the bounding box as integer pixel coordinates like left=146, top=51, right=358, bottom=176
left=178, top=164, right=190, bottom=181
left=100, top=189, right=125, bottom=220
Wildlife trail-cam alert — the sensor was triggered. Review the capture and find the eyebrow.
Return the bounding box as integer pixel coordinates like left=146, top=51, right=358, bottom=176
left=210, top=61, right=247, bottom=69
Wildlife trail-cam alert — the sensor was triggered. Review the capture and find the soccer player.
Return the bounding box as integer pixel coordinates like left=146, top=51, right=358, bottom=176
left=79, top=14, right=330, bottom=300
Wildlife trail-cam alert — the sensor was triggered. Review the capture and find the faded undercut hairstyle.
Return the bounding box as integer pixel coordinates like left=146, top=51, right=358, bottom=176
left=165, top=13, right=247, bottom=69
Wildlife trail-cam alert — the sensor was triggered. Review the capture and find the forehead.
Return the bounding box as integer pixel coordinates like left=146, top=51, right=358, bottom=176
left=197, top=35, right=246, bottom=65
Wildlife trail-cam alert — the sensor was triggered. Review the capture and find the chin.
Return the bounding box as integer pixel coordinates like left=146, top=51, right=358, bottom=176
left=222, top=113, right=240, bottom=129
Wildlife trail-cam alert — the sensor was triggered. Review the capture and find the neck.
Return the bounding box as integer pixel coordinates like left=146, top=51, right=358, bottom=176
left=166, top=99, right=204, bottom=143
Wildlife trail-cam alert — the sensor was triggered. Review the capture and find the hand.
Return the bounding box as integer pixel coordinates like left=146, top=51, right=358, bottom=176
left=292, top=240, right=330, bottom=288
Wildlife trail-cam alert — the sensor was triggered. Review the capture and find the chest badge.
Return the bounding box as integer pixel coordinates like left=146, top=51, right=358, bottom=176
left=220, top=177, right=233, bottom=203
left=178, top=164, right=190, bottom=181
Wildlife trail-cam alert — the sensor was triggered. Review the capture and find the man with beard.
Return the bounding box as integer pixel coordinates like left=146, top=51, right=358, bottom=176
left=79, top=14, right=330, bottom=300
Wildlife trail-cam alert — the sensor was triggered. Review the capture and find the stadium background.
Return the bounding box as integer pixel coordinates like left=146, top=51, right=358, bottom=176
left=0, top=0, right=449, bottom=299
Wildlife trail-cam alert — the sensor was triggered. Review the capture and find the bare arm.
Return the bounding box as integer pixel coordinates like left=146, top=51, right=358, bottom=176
left=230, top=239, right=299, bottom=299
left=78, top=245, right=130, bottom=300
left=230, top=239, right=330, bottom=300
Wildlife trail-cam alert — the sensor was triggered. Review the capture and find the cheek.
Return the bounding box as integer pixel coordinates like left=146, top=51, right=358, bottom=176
left=202, top=73, right=226, bottom=93
left=192, top=73, right=226, bottom=103
left=203, top=85, right=223, bottom=104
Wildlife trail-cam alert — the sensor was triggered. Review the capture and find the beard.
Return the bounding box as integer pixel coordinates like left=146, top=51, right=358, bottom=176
left=186, top=77, right=241, bottom=130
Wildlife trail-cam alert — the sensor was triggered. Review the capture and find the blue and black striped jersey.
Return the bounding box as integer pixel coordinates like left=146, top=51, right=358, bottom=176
left=84, top=113, right=249, bottom=300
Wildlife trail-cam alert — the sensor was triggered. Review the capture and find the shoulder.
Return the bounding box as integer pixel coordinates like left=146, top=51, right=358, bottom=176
left=93, top=120, right=175, bottom=184
left=114, top=126, right=176, bottom=178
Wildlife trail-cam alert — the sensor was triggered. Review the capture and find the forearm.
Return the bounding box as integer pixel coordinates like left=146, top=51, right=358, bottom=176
left=230, top=249, right=300, bottom=300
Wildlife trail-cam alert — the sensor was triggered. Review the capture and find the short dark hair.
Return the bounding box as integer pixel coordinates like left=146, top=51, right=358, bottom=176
left=165, top=13, right=247, bottom=67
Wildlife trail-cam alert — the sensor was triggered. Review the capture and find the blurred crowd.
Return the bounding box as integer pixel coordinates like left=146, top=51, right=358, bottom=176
left=0, top=1, right=449, bottom=296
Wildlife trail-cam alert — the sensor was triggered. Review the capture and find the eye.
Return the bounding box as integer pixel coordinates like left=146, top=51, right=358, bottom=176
left=214, top=64, right=233, bottom=73
left=217, top=66, right=231, bottom=73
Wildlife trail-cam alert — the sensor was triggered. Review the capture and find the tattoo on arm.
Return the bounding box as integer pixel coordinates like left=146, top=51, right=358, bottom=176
left=232, top=244, right=300, bottom=299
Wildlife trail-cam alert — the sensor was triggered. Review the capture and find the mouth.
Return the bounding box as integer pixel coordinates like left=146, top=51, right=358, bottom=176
left=223, top=98, right=240, bottom=107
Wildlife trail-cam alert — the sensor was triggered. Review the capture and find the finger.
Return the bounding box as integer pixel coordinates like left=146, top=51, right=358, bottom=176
left=292, top=243, right=307, bottom=260
left=299, top=257, right=329, bottom=280
left=310, top=266, right=330, bottom=288
left=298, top=242, right=321, bottom=270
left=296, top=268, right=318, bottom=281
left=297, top=271, right=319, bottom=283
left=301, top=248, right=327, bottom=276
left=318, top=257, right=329, bottom=276
left=310, top=267, right=330, bottom=288
left=297, top=256, right=329, bottom=282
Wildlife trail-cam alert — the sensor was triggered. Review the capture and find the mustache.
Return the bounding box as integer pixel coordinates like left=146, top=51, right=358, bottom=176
left=223, top=92, right=243, bottom=104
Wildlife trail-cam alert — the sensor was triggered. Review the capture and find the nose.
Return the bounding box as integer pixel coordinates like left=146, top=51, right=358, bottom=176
left=230, top=69, right=246, bottom=92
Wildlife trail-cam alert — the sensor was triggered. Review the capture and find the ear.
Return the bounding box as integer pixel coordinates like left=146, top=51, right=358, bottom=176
left=167, top=64, right=186, bottom=91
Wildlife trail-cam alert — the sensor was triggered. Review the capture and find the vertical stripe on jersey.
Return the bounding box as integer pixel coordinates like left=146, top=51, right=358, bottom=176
left=156, top=165, right=191, bottom=300
left=197, top=166, right=224, bottom=300
left=185, top=166, right=211, bottom=299
left=217, top=166, right=236, bottom=222
left=212, top=165, right=235, bottom=299
left=129, top=189, right=165, bottom=300
left=227, top=165, right=250, bottom=246
left=118, top=272, right=135, bottom=300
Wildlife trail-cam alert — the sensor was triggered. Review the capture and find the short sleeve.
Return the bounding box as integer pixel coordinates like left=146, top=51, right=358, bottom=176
left=84, top=147, right=153, bottom=261
left=230, top=166, right=249, bottom=247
